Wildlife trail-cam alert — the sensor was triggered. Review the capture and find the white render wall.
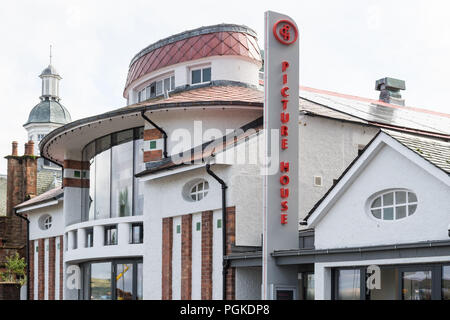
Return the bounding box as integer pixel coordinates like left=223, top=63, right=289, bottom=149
left=126, top=56, right=261, bottom=104
left=235, top=267, right=262, bottom=300
left=191, top=212, right=202, bottom=300
left=314, top=144, right=450, bottom=249
left=298, top=116, right=378, bottom=220
left=28, top=202, right=64, bottom=241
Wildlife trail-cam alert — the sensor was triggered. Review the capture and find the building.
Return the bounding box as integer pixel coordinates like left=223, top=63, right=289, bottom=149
left=20, top=23, right=450, bottom=300
left=0, top=59, right=71, bottom=299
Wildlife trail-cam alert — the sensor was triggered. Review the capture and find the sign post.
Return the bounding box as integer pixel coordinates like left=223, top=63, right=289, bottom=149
left=262, top=10, right=300, bottom=300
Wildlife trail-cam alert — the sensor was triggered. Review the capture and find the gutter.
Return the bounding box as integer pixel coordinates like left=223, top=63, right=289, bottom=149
left=13, top=209, right=30, bottom=301
left=141, top=110, right=168, bottom=158
left=205, top=162, right=228, bottom=300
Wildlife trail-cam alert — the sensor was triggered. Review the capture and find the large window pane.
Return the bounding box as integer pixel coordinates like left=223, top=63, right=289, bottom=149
left=202, top=67, right=211, bottom=82
left=111, top=141, right=133, bottom=218
left=402, top=271, right=432, bottom=300
left=88, top=157, right=96, bottom=221
left=443, top=266, right=450, bottom=300
left=90, top=263, right=112, bottom=300
left=337, top=269, right=360, bottom=300
left=95, top=148, right=111, bottom=220
left=306, top=273, right=315, bottom=300
left=134, top=138, right=145, bottom=216
left=192, top=69, right=201, bottom=84
left=137, top=263, right=143, bottom=300
left=116, top=264, right=133, bottom=300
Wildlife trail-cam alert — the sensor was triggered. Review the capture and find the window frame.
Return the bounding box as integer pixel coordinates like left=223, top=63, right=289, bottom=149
left=104, top=225, right=118, bottom=246
left=130, top=223, right=143, bottom=244
left=190, top=66, right=212, bottom=85
left=369, top=190, right=418, bottom=221
left=189, top=180, right=209, bottom=202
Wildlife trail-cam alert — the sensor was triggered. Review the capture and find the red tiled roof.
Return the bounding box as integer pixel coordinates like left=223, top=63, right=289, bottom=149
left=124, top=31, right=261, bottom=95
left=125, top=85, right=264, bottom=109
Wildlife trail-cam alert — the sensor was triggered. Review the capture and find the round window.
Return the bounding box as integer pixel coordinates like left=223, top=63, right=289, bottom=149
left=39, top=214, right=53, bottom=230
left=370, top=190, right=417, bottom=221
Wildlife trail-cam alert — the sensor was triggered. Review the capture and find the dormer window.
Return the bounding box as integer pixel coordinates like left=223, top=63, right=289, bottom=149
left=191, top=66, right=211, bottom=85
left=370, top=190, right=418, bottom=221
left=138, top=75, right=175, bottom=102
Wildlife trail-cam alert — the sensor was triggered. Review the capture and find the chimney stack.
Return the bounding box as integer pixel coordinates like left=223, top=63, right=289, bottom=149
left=375, top=77, right=406, bottom=106
left=11, top=141, right=18, bottom=156
left=25, top=140, right=34, bottom=156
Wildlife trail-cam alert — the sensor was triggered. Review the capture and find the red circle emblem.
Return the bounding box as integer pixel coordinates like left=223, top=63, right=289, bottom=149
left=273, top=20, right=298, bottom=45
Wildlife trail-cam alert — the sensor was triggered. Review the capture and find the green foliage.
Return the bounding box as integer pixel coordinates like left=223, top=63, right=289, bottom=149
left=0, top=252, right=27, bottom=286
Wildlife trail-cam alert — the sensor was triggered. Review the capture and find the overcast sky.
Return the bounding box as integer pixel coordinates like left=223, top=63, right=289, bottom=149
left=0, top=0, right=449, bottom=174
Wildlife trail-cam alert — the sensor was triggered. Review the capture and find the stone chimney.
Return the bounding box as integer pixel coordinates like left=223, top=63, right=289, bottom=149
left=375, top=77, right=406, bottom=106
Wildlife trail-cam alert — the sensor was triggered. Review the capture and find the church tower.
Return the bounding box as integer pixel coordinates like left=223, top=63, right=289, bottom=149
left=23, top=48, right=72, bottom=194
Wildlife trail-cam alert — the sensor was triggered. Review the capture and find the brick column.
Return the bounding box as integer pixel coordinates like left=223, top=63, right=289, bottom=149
left=59, top=235, right=64, bottom=300
left=48, top=237, right=55, bottom=300
left=63, top=160, right=90, bottom=188
left=162, top=217, right=173, bottom=300
left=38, top=238, right=45, bottom=300
left=201, top=211, right=213, bottom=300
left=29, top=240, right=34, bottom=300
left=181, top=214, right=192, bottom=300
left=143, top=128, right=163, bottom=162
left=225, top=207, right=236, bottom=300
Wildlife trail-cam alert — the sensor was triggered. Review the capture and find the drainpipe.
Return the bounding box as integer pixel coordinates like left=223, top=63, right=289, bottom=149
left=14, top=209, right=30, bottom=301
left=40, top=154, right=64, bottom=189
left=205, top=162, right=228, bottom=300
left=141, top=110, right=168, bottom=158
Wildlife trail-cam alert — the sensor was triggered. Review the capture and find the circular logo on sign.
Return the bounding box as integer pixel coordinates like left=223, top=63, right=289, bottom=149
left=273, top=20, right=298, bottom=45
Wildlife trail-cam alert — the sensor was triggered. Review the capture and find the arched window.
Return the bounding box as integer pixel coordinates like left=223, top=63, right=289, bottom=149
left=370, top=190, right=418, bottom=221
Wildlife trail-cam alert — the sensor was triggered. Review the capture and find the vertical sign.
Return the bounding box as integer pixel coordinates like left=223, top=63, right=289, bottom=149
left=262, top=11, right=300, bottom=300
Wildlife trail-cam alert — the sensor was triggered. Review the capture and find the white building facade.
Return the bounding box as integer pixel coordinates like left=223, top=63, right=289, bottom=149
left=26, top=23, right=450, bottom=300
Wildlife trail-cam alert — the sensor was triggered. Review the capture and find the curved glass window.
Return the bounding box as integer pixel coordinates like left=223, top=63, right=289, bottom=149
left=82, top=127, right=144, bottom=221
left=370, top=190, right=418, bottom=221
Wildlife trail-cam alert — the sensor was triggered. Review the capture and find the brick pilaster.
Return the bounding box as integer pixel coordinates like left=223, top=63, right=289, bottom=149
left=201, top=211, right=213, bottom=300
left=181, top=214, right=192, bottom=300
left=225, top=206, right=236, bottom=300
left=38, top=238, right=45, bottom=300
left=48, top=237, right=55, bottom=300
left=29, top=240, right=34, bottom=300
left=162, top=217, right=173, bottom=300
left=59, top=235, right=63, bottom=300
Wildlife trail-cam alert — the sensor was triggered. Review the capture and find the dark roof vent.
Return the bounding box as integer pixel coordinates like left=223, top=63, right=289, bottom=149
left=375, top=77, right=406, bottom=106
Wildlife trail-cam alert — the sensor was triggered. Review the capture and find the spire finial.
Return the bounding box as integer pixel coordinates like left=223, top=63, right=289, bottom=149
left=49, top=45, right=52, bottom=65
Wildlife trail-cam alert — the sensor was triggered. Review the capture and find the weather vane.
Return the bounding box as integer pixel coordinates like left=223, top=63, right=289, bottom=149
left=49, top=45, right=52, bottom=65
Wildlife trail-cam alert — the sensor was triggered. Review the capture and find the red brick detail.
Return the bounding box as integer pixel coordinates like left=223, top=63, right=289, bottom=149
left=201, top=211, right=213, bottom=300
left=38, top=239, right=45, bottom=300
left=59, top=236, right=63, bottom=300
left=144, top=129, right=163, bottom=141
left=162, top=217, right=173, bottom=300
left=63, top=178, right=90, bottom=188
left=48, top=237, right=55, bottom=300
left=63, top=160, right=90, bottom=170
left=181, top=214, right=192, bottom=300
left=29, top=240, right=34, bottom=300
left=225, top=206, right=236, bottom=300
left=143, top=150, right=162, bottom=162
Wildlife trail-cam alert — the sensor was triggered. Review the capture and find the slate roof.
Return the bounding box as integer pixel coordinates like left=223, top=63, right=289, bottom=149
left=15, top=187, right=63, bottom=210
left=385, top=130, right=450, bottom=174
left=25, top=99, right=72, bottom=126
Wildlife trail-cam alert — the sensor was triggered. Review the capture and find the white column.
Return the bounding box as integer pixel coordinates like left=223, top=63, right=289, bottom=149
left=78, top=228, right=86, bottom=249
left=93, top=225, right=104, bottom=247
left=67, top=231, right=75, bottom=251
left=314, top=264, right=332, bottom=300
left=118, top=223, right=130, bottom=246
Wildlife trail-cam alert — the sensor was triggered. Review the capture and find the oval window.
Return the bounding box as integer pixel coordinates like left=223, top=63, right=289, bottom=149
left=39, top=214, right=53, bottom=230
left=190, top=180, right=209, bottom=201
left=370, top=190, right=417, bottom=221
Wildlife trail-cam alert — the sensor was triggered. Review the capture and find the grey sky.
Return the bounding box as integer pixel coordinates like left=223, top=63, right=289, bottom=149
left=0, top=0, right=449, bottom=174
